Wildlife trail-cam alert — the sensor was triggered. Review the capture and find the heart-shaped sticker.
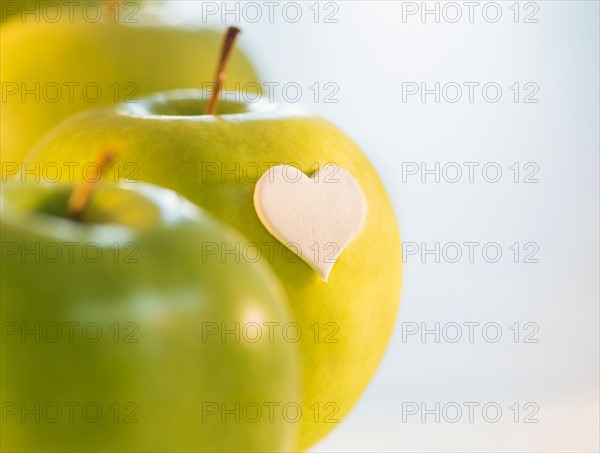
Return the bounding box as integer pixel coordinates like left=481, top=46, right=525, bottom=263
left=253, top=164, right=367, bottom=282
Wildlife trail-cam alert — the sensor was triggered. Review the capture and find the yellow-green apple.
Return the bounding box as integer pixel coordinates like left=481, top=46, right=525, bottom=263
left=24, top=92, right=403, bottom=451
left=0, top=179, right=299, bottom=452
left=1, top=0, right=74, bottom=25
left=0, top=13, right=258, bottom=168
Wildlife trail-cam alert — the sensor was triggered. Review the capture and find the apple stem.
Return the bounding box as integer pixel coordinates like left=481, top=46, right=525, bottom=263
left=67, top=149, right=115, bottom=221
left=103, top=0, right=120, bottom=23
left=204, top=26, right=241, bottom=115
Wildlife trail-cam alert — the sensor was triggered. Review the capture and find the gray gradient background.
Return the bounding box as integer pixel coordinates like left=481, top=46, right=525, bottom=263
left=160, top=1, right=598, bottom=451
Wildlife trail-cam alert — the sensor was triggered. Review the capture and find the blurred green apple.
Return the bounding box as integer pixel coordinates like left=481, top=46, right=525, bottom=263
left=24, top=91, right=403, bottom=450
left=0, top=13, right=259, bottom=168
left=0, top=180, right=299, bottom=452
left=0, top=0, right=74, bottom=25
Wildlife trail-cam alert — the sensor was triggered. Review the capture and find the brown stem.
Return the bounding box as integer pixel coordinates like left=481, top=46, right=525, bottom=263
left=68, top=149, right=115, bottom=221
left=204, top=26, right=241, bottom=115
left=103, top=0, right=121, bottom=23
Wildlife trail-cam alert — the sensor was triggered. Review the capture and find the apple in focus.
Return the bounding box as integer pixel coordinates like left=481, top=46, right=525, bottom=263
left=24, top=90, right=403, bottom=450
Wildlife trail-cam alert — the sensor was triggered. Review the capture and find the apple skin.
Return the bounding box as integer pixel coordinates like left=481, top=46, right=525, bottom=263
left=0, top=19, right=259, bottom=168
left=25, top=90, right=403, bottom=451
left=0, top=0, right=67, bottom=25
left=0, top=181, right=300, bottom=452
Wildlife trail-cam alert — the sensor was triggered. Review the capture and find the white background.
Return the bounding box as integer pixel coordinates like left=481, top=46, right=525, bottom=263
left=155, top=1, right=599, bottom=451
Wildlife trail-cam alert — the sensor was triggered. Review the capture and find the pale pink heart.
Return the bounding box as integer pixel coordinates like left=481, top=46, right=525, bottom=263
left=254, top=164, right=367, bottom=282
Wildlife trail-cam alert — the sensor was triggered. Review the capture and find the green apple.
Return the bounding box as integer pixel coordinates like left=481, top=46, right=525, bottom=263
left=24, top=91, right=403, bottom=451
left=1, top=0, right=74, bottom=25
left=0, top=15, right=259, bottom=168
left=0, top=180, right=299, bottom=452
